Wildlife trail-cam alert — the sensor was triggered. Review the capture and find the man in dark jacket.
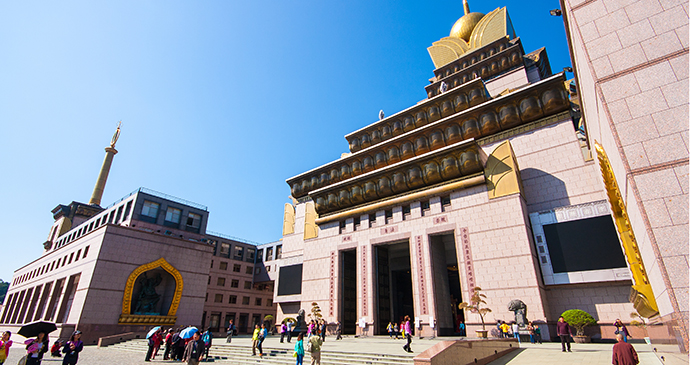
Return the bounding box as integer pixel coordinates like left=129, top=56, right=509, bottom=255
left=612, top=333, right=639, bottom=365
left=183, top=331, right=205, bottom=365
left=557, top=316, right=572, bottom=352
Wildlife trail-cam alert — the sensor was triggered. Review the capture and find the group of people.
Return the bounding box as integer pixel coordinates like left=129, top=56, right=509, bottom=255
left=496, top=320, right=521, bottom=340
left=145, top=327, right=212, bottom=364
left=3, top=330, right=83, bottom=365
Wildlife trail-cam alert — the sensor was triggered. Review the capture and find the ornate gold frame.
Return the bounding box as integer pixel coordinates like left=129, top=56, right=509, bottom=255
left=595, top=142, right=659, bottom=318
left=118, top=258, right=184, bottom=325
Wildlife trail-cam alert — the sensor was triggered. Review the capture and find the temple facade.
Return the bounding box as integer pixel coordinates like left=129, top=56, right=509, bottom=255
left=272, top=0, right=678, bottom=345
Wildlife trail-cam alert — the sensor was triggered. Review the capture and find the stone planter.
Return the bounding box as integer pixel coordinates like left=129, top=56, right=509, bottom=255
left=476, top=330, right=488, bottom=338
left=573, top=335, right=590, bottom=343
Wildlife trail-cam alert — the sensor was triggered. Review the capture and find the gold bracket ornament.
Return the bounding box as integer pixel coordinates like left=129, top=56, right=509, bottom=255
left=595, top=142, right=659, bottom=318
left=118, top=258, right=184, bottom=325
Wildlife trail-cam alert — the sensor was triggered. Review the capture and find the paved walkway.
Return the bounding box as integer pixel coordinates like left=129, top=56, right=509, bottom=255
left=0, top=334, right=672, bottom=364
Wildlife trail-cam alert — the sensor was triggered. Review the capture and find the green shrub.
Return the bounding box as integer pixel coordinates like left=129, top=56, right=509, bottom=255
left=561, top=309, right=597, bottom=336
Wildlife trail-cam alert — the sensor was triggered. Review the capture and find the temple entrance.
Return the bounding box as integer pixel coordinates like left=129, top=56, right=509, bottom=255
left=429, top=233, right=464, bottom=336
left=340, top=250, right=357, bottom=335
left=375, top=241, right=413, bottom=335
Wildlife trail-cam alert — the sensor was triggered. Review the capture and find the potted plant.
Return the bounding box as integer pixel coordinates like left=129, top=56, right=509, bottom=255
left=561, top=309, right=597, bottom=343
left=458, top=287, right=492, bottom=338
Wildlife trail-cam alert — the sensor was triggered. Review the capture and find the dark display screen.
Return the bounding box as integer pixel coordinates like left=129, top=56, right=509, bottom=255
left=277, top=264, right=303, bottom=296
left=543, top=216, right=627, bottom=273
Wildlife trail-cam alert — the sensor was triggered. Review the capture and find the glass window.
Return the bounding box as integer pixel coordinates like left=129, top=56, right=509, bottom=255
left=233, top=246, right=244, bottom=261
left=246, top=248, right=255, bottom=262
left=142, top=201, right=159, bottom=218
left=256, top=249, right=264, bottom=262
left=165, top=207, right=181, bottom=223
left=246, top=266, right=253, bottom=274
left=219, top=262, right=228, bottom=270
left=244, top=281, right=252, bottom=289
left=228, top=295, right=237, bottom=304
left=217, top=277, right=225, bottom=286
left=266, top=247, right=273, bottom=261
left=214, top=294, right=223, bottom=303
left=231, top=280, right=239, bottom=288
left=267, top=299, right=273, bottom=307
left=187, top=212, right=201, bottom=228
left=242, top=296, right=250, bottom=305
left=220, top=243, right=230, bottom=257
left=255, top=298, right=262, bottom=306
left=276, top=245, right=282, bottom=259
left=233, top=264, right=241, bottom=273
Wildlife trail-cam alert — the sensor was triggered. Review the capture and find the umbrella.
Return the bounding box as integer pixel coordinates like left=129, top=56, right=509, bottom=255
left=18, top=321, right=57, bottom=338
left=146, top=326, right=162, bottom=339
left=180, top=326, right=198, bottom=339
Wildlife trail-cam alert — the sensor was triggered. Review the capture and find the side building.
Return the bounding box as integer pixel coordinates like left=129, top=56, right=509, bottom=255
left=0, top=127, right=278, bottom=344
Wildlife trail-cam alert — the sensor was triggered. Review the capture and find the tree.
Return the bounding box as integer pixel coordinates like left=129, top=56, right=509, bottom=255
left=309, top=302, right=323, bottom=321
left=458, top=287, right=492, bottom=331
left=561, top=309, right=597, bottom=336
left=264, top=314, right=274, bottom=325
left=0, top=280, right=8, bottom=303
left=630, top=311, right=648, bottom=335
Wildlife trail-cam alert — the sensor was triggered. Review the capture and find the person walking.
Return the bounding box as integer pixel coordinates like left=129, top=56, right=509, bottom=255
left=308, top=332, right=322, bottom=365
left=294, top=333, right=305, bottom=365
left=175, top=329, right=186, bottom=361
left=0, top=331, right=13, bottom=365
left=280, top=322, right=288, bottom=343
left=61, top=331, right=83, bottom=365
left=151, top=329, right=163, bottom=360
left=614, top=319, right=631, bottom=343
left=402, top=315, right=412, bottom=353
left=534, top=324, right=542, bottom=344
left=527, top=322, right=535, bottom=344
left=320, top=320, right=327, bottom=342
left=182, top=331, right=205, bottom=365
left=25, top=331, right=49, bottom=365
left=144, top=328, right=158, bottom=362
left=163, top=329, right=173, bottom=360
left=496, top=320, right=503, bottom=338
left=287, top=320, right=294, bottom=343
left=511, top=322, right=520, bottom=343
left=500, top=321, right=510, bottom=338
left=257, top=324, right=267, bottom=356
left=226, top=320, right=235, bottom=343
left=393, top=323, right=400, bottom=339
left=251, top=324, right=260, bottom=356
left=335, top=321, right=342, bottom=341
left=387, top=322, right=394, bottom=339
left=201, top=328, right=213, bottom=359
left=612, top=333, right=639, bottom=365
left=557, top=316, right=572, bottom=352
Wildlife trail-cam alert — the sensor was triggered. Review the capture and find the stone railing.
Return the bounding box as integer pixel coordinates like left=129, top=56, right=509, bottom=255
left=97, top=332, right=141, bottom=347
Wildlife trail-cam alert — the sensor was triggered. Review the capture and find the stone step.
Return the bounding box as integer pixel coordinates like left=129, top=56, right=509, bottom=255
left=108, top=339, right=415, bottom=365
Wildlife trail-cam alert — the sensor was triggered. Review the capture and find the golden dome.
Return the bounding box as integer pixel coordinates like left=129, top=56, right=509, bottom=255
left=450, top=12, right=485, bottom=42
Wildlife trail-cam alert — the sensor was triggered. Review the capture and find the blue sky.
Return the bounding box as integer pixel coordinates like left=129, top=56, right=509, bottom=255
left=0, top=0, right=570, bottom=281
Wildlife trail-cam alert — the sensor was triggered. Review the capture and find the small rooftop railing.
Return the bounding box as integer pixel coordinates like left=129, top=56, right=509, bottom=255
left=205, top=230, right=262, bottom=246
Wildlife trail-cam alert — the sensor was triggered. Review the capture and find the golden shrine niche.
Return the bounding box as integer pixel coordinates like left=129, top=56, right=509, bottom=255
left=595, top=142, right=659, bottom=318
left=118, top=258, right=184, bottom=325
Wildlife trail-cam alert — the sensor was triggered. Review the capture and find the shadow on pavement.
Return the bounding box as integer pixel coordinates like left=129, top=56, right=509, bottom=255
left=486, top=348, right=526, bottom=365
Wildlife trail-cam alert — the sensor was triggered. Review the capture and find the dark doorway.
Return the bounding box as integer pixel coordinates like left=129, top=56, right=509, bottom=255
left=238, top=313, right=248, bottom=334
left=375, top=241, right=413, bottom=335
left=340, top=250, right=357, bottom=335
left=429, top=233, right=464, bottom=336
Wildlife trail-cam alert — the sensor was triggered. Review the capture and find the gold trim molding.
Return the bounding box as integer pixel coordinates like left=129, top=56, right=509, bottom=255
left=119, top=258, right=184, bottom=324
left=595, top=142, right=659, bottom=318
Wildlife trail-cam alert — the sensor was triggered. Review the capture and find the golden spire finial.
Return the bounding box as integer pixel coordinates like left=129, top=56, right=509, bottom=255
left=463, top=0, right=470, bottom=15
left=110, top=121, right=122, bottom=148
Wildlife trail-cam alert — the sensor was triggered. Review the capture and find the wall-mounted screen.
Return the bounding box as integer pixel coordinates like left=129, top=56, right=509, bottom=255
left=277, top=264, right=303, bottom=296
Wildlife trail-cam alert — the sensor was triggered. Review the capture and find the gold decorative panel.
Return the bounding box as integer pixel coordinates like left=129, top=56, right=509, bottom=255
left=282, top=203, right=295, bottom=236
left=119, top=258, right=184, bottom=325
left=304, top=202, right=318, bottom=240
left=485, top=140, right=522, bottom=199
left=595, top=142, right=659, bottom=318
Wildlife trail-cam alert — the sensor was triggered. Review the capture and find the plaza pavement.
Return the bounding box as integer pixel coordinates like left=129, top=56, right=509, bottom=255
left=0, top=333, right=668, bottom=364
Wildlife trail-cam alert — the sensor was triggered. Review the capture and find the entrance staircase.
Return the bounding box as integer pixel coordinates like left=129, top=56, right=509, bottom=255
left=106, top=339, right=416, bottom=365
